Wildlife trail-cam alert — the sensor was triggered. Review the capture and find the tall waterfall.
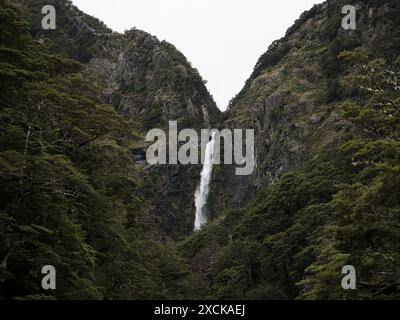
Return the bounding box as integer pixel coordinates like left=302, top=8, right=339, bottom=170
left=194, top=132, right=216, bottom=231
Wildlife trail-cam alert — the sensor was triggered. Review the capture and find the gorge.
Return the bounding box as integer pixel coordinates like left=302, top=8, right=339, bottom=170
left=0, top=0, right=399, bottom=300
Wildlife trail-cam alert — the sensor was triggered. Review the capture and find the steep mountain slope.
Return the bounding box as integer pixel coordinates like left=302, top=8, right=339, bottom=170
left=213, top=0, right=400, bottom=209
left=23, top=0, right=220, bottom=130
left=22, top=0, right=112, bottom=62
left=183, top=0, right=400, bottom=299
left=23, top=0, right=221, bottom=238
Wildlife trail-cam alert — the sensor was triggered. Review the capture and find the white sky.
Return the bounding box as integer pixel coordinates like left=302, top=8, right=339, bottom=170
left=72, top=0, right=324, bottom=110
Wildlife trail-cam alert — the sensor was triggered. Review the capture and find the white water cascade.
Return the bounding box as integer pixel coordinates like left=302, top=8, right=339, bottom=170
left=194, top=132, right=216, bottom=231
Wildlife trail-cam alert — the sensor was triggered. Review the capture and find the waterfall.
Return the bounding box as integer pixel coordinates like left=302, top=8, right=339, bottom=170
left=194, top=132, right=216, bottom=231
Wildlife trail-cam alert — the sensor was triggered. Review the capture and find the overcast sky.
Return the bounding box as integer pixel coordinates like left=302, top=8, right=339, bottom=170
left=72, top=0, right=324, bottom=110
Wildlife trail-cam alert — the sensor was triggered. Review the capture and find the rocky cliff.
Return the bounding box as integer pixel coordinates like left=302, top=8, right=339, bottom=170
left=24, top=0, right=220, bottom=130
left=23, top=0, right=221, bottom=238
left=215, top=0, right=400, bottom=210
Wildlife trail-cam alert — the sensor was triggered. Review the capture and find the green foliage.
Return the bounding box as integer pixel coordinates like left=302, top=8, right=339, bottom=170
left=302, top=52, right=400, bottom=299
left=252, top=42, right=292, bottom=80
left=0, top=2, right=197, bottom=300
left=23, top=0, right=112, bottom=62
left=184, top=52, right=400, bottom=300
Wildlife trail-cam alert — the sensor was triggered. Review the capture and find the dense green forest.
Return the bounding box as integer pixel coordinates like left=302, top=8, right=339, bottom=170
left=0, top=2, right=200, bottom=299
left=1, top=0, right=399, bottom=300
left=182, top=52, right=400, bottom=299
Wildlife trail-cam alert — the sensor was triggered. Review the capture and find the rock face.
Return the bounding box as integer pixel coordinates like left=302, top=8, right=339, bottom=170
left=90, top=30, right=222, bottom=239
left=87, top=30, right=220, bottom=131
left=23, top=0, right=221, bottom=238
left=24, top=0, right=220, bottom=131
left=215, top=0, right=400, bottom=210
